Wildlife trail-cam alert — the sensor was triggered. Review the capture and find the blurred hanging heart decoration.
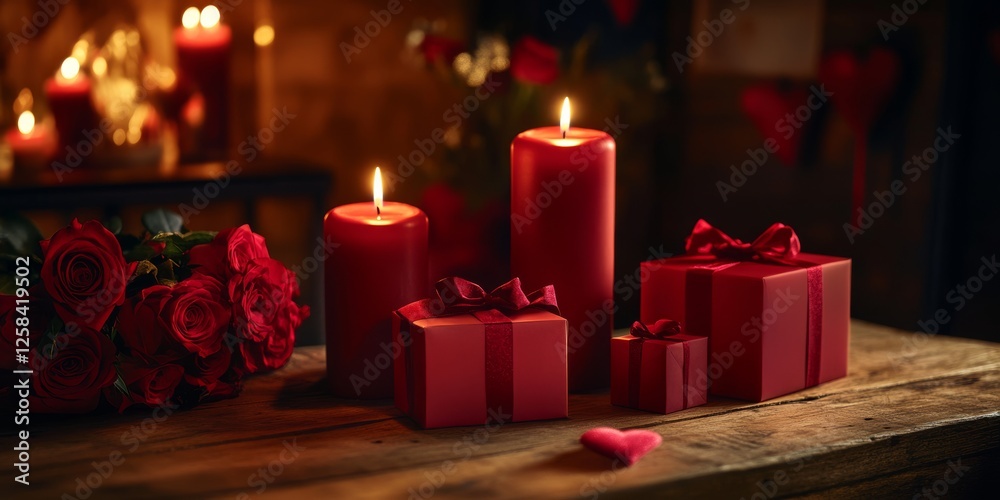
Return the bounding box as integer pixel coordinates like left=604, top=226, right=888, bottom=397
left=819, top=47, right=901, bottom=217
left=606, top=0, right=640, bottom=27
left=740, top=82, right=811, bottom=167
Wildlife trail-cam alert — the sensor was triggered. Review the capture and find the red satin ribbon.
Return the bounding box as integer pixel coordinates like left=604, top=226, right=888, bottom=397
left=683, top=220, right=824, bottom=388
left=627, top=320, right=692, bottom=409
left=396, top=277, right=560, bottom=423
left=685, top=219, right=801, bottom=264
left=806, top=267, right=824, bottom=387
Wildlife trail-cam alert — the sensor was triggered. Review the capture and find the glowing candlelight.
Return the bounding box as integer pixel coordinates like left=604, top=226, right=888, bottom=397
left=560, top=97, right=571, bottom=138
left=58, top=57, right=81, bottom=82
left=200, top=5, right=221, bottom=29
left=17, top=111, right=35, bottom=136
left=373, top=166, right=384, bottom=220
left=182, top=7, right=200, bottom=29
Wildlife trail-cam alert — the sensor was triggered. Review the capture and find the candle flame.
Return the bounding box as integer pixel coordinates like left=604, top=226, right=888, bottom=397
left=17, top=111, right=35, bottom=135
left=200, top=5, right=221, bottom=29
left=182, top=7, right=200, bottom=29
left=373, top=167, right=384, bottom=220
left=60, top=57, right=80, bottom=80
left=560, top=97, right=571, bottom=137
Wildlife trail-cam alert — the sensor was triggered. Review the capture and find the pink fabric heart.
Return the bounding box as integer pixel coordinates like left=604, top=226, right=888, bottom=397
left=580, top=427, right=662, bottom=466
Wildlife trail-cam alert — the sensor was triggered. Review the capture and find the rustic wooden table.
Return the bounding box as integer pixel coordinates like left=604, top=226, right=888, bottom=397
left=10, top=320, right=1000, bottom=499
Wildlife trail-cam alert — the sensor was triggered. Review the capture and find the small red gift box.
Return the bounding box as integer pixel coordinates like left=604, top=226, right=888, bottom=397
left=640, top=220, right=851, bottom=402
left=611, top=320, right=708, bottom=414
left=393, top=277, right=568, bottom=429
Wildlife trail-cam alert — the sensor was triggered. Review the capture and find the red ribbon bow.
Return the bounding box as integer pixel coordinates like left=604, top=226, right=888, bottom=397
left=630, top=319, right=681, bottom=340
left=430, top=277, right=560, bottom=317
left=684, top=219, right=801, bottom=265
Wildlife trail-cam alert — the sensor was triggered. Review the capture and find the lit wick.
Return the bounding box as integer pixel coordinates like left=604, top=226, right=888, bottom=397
left=560, top=96, right=570, bottom=139
left=374, top=166, right=384, bottom=221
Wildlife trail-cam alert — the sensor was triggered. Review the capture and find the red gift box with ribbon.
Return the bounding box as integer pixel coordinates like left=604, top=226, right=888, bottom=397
left=640, top=220, right=851, bottom=402
left=611, top=320, right=708, bottom=414
left=393, top=277, right=568, bottom=429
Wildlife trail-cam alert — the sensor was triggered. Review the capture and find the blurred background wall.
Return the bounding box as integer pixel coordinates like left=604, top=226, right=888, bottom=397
left=2, top=0, right=998, bottom=344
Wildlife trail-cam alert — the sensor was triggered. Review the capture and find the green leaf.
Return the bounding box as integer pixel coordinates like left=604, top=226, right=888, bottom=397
left=105, top=216, right=123, bottom=235
left=113, top=371, right=132, bottom=400
left=0, top=255, right=17, bottom=294
left=182, top=231, right=216, bottom=248
left=0, top=212, right=42, bottom=257
left=152, top=231, right=214, bottom=260
left=124, top=241, right=159, bottom=262
left=161, top=237, right=185, bottom=261
left=142, top=209, right=184, bottom=235
left=0, top=278, right=12, bottom=295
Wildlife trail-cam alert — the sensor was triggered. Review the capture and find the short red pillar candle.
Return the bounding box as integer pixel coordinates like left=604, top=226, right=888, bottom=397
left=324, top=168, right=429, bottom=399
left=44, top=57, right=96, bottom=164
left=5, top=111, right=54, bottom=168
left=174, top=6, right=231, bottom=159
left=511, top=98, right=616, bottom=392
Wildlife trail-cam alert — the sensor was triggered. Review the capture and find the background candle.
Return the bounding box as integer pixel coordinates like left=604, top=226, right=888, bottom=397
left=44, top=57, right=96, bottom=163
left=174, top=6, right=231, bottom=159
left=5, top=111, right=54, bottom=168
left=324, top=169, right=429, bottom=399
left=511, top=98, right=615, bottom=392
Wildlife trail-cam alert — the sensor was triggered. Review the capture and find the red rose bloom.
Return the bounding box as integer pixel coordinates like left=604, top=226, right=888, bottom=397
left=184, top=344, right=232, bottom=392
left=1, top=290, right=54, bottom=370
left=105, top=357, right=184, bottom=412
left=40, top=219, right=129, bottom=330
left=117, top=285, right=185, bottom=362
left=189, top=225, right=269, bottom=280
left=203, top=373, right=242, bottom=401
left=238, top=312, right=299, bottom=374
left=31, top=326, right=116, bottom=413
left=164, top=274, right=230, bottom=357
left=228, top=258, right=297, bottom=343
left=230, top=258, right=309, bottom=372
left=510, top=36, right=559, bottom=85
left=420, top=34, right=465, bottom=64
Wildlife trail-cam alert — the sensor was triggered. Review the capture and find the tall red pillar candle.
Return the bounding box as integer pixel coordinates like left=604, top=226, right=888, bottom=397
left=44, top=58, right=97, bottom=165
left=174, top=6, right=231, bottom=160
left=324, top=168, right=429, bottom=399
left=511, top=98, right=615, bottom=392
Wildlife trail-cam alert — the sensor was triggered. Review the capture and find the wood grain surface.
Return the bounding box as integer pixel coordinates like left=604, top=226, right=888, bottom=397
left=4, top=320, right=999, bottom=499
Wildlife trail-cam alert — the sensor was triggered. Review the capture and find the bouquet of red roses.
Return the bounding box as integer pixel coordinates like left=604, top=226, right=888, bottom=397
left=0, top=210, right=309, bottom=413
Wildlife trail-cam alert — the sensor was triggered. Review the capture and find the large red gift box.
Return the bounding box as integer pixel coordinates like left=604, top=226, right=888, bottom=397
left=640, top=220, right=851, bottom=402
left=393, top=277, right=568, bottom=429
left=611, top=320, right=708, bottom=414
